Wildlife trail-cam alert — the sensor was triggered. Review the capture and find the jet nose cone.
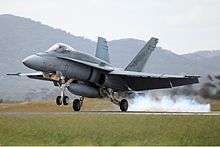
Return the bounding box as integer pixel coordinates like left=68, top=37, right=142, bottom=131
left=22, top=54, right=41, bottom=69
left=22, top=55, right=34, bottom=67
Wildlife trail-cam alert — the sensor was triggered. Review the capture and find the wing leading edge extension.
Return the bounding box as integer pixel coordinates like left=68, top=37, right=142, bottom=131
left=109, top=70, right=200, bottom=91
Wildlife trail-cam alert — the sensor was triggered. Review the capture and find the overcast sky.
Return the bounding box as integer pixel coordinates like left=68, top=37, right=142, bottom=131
left=0, top=0, right=219, bottom=54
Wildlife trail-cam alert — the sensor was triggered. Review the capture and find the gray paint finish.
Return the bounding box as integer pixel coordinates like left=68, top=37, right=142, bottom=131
left=13, top=37, right=199, bottom=98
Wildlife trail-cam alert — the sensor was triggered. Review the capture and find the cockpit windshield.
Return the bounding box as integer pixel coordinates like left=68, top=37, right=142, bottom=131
left=47, top=43, right=76, bottom=53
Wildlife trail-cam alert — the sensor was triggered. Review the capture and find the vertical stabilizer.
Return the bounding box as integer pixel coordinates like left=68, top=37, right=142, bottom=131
left=125, top=37, right=158, bottom=72
left=95, top=37, right=110, bottom=63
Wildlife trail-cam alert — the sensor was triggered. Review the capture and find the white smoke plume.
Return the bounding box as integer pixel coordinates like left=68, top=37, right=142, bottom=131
left=128, top=93, right=211, bottom=112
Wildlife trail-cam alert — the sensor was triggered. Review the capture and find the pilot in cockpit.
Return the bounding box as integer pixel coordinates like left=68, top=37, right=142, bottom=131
left=47, top=43, right=76, bottom=53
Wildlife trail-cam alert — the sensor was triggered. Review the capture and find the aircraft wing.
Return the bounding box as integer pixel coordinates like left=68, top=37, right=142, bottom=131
left=109, top=70, right=200, bottom=91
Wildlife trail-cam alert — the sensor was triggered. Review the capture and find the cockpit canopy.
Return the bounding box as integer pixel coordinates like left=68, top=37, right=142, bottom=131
left=47, top=43, right=76, bottom=53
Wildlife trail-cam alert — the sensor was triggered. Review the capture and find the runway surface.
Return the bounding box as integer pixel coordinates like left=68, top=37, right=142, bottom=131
left=1, top=111, right=220, bottom=116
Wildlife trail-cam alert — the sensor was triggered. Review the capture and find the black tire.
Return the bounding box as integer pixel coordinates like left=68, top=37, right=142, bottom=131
left=120, top=99, right=128, bottom=112
left=56, top=96, right=62, bottom=106
left=73, top=99, right=81, bottom=111
left=63, top=96, right=69, bottom=105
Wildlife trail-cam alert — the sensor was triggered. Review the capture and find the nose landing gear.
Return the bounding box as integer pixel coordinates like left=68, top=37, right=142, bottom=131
left=54, top=74, right=85, bottom=111
left=55, top=76, right=72, bottom=106
left=63, top=96, right=69, bottom=105
left=56, top=96, right=62, bottom=106
left=56, top=95, right=69, bottom=106
left=56, top=89, right=69, bottom=106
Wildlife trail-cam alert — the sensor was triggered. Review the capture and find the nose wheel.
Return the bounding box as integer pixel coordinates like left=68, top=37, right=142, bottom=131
left=63, top=96, right=69, bottom=105
left=54, top=75, right=85, bottom=111
left=56, top=95, right=69, bottom=106
left=55, top=77, right=73, bottom=106
left=56, top=96, right=62, bottom=106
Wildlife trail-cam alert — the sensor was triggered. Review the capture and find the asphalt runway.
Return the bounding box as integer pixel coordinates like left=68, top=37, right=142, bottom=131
left=1, top=111, right=220, bottom=116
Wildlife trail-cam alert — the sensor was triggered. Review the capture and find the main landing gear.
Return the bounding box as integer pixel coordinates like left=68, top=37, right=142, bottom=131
left=55, top=74, right=127, bottom=112
left=72, top=96, right=84, bottom=111
left=106, top=89, right=129, bottom=112
left=120, top=99, right=128, bottom=112
left=111, top=98, right=128, bottom=112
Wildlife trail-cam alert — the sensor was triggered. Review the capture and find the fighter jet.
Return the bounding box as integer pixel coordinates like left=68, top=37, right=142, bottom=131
left=8, top=37, right=199, bottom=112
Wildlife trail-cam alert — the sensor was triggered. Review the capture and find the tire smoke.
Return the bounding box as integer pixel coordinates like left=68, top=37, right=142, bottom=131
left=128, top=93, right=210, bottom=112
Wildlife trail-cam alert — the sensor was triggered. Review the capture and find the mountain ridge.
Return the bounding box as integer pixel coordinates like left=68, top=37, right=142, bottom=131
left=0, top=14, right=220, bottom=100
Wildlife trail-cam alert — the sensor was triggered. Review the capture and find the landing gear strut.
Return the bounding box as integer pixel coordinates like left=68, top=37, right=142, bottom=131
left=55, top=75, right=73, bottom=106
left=72, top=96, right=84, bottom=111
left=106, top=89, right=129, bottom=112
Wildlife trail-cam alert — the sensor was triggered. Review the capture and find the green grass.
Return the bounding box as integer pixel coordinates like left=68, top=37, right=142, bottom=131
left=0, top=114, right=220, bottom=145
left=0, top=99, right=116, bottom=112
left=1, top=99, right=220, bottom=112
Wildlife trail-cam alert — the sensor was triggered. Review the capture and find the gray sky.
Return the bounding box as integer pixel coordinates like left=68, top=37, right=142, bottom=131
left=0, top=0, right=220, bottom=54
